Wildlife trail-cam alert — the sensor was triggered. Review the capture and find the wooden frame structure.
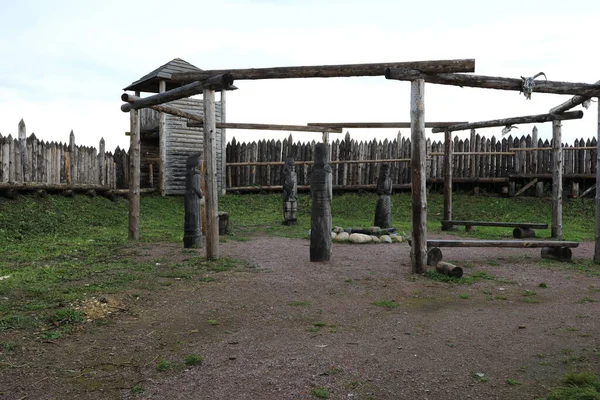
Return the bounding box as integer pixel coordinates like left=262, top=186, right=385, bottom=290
left=122, top=57, right=600, bottom=269
left=386, top=68, right=600, bottom=270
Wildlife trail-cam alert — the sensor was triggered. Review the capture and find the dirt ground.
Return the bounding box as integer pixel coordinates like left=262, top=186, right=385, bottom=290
left=1, top=235, right=599, bottom=400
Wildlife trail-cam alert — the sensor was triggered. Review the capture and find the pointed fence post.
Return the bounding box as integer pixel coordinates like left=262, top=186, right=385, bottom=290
left=69, top=130, right=76, bottom=183
left=98, top=137, right=105, bottom=185
left=18, top=119, right=29, bottom=182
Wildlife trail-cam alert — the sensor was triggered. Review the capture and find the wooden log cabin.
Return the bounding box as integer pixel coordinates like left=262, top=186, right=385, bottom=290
left=123, top=58, right=225, bottom=195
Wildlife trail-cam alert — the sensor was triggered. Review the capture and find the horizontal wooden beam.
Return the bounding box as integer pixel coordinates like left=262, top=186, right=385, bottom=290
left=120, top=74, right=234, bottom=112
left=429, top=151, right=515, bottom=156
left=509, top=173, right=595, bottom=179
left=427, top=239, right=579, bottom=248
left=442, top=220, right=548, bottom=229
left=123, top=94, right=204, bottom=122
left=385, top=69, right=600, bottom=97
left=171, top=59, right=475, bottom=82
left=510, top=147, right=596, bottom=152
left=187, top=121, right=342, bottom=133
left=226, top=158, right=413, bottom=167
left=549, top=79, right=600, bottom=113
left=306, top=122, right=468, bottom=129
left=431, top=111, right=583, bottom=133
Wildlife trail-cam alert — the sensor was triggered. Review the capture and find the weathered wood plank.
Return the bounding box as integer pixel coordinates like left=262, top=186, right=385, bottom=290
left=410, top=79, right=427, bottom=274
left=203, top=88, right=220, bottom=260
left=386, top=69, right=600, bottom=97
left=431, top=111, right=583, bottom=133
left=427, top=239, right=578, bottom=248
left=552, top=120, right=563, bottom=238
left=173, top=59, right=476, bottom=82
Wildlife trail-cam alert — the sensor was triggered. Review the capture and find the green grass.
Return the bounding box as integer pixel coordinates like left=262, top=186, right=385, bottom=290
left=542, top=371, right=600, bottom=400
left=425, top=270, right=495, bottom=284
left=0, top=192, right=597, bottom=337
left=311, top=388, right=329, bottom=399
left=184, top=354, right=204, bottom=366
left=506, top=378, right=522, bottom=386
left=156, top=359, right=170, bottom=372
left=288, top=301, right=311, bottom=307
left=372, top=300, right=400, bottom=308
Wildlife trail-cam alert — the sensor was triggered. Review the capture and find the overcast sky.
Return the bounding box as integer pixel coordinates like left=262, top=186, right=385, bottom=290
left=1, top=0, right=599, bottom=151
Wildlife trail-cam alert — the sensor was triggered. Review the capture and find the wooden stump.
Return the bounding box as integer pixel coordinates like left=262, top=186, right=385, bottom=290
left=465, top=225, right=475, bottom=232
left=426, top=247, right=443, bottom=266
left=513, top=227, right=536, bottom=239
left=436, top=261, right=463, bottom=278
left=541, top=246, right=572, bottom=262
left=218, top=212, right=229, bottom=235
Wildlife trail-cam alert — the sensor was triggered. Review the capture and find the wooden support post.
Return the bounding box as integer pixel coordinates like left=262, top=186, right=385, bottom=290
left=69, top=130, right=76, bottom=184
left=410, top=79, right=427, bottom=274
left=128, top=103, right=141, bottom=240
left=220, top=89, right=227, bottom=195
left=571, top=181, right=579, bottom=198
left=98, top=137, right=105, bottom=185
left=552, top=120, right=563, bottom=238
left=18, top=119, right=29, bottom=182
left=159, top=80, right=167, bottom=196
left=595, top=100, right=600, bottom=262
left=148, top=163, right=154, bottom=188
left=442, top=129, right=452, bottom=226
left=203, top=88, right=220, bottom=260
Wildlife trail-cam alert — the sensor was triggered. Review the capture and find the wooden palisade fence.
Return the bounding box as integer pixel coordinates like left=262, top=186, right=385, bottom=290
left=226, top=129, right=598, bottom=197
left=0, top=120, right=130, bottom=195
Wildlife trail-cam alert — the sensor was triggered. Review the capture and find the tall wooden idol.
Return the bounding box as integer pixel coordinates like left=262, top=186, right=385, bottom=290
left=374, top=163, right=392, bottom=229
left=184, top=153, right=203, bottom=248
left=310, top=143, right=332, bottom=262
left=282, top=158, right=298, bottom=225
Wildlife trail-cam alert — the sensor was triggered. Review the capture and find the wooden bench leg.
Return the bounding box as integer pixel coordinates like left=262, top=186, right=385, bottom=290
left=427, top=247, right=443, bottom=266
left=465, top=225, right=474, bottom=232
left=541, top=246, right=573, bottom=262
left=513, top=227, right=536, bottom=239
left=441, top=222, right=453, bottom=231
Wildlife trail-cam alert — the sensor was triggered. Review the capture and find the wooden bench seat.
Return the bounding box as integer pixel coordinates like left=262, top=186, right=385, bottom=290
left=426, top=239, right=579, bottom=264
left=441, top=220, right=549, bottom=238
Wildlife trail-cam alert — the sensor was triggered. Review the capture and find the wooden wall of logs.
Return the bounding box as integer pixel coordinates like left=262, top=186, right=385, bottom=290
left=226, top=130, right=598, bottom=194
left=0, top=121, right=128, bottom=196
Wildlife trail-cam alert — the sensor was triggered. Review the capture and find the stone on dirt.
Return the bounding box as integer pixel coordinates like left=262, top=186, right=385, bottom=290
left=349, top=233, right=372, bottom=244
left=335, top=232, right=350, bottom=242
left=380, top=235, right=393, bottom=243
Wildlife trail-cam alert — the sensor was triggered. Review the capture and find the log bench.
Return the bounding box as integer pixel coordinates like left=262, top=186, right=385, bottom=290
left=426, top=239, right=579, bottom=265
left=441, top=220, right=549, bottom=238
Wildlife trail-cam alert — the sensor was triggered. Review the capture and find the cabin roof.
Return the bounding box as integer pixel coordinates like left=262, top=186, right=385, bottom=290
left=123, top=58, right=202, bottom=93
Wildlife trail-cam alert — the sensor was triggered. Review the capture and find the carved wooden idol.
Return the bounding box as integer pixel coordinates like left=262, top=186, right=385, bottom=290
left=184, top=153, right=203, bottom=248
left=310, top=143, right=332, bottom=262
left=282, top=158, right=298, bottom=225
left=374, top=163, right=392, bottom=229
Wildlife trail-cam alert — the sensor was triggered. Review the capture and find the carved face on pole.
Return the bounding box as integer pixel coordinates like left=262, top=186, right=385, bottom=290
left=314, top=143, right=328, bottom=168
left=283, top=158, right=295, bottom=174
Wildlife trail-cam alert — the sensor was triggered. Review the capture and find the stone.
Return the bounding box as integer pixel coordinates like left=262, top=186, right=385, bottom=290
left=349, top=233, right=372, bottom=244
left=371, top=236, right=381, bottom=243
left=380, top=235, right=393, bottom=243
left=391, top=235, right=403, bottom=243
left=335, top=232, right=350, bottom=242
left=333, top=226, right=344, bottom=234
left=331, top=232, right=337, bottom=240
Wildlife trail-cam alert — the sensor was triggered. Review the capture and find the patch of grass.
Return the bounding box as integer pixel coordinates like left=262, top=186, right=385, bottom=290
left=459, top=293, right=470, bottom=299
left=523, top=290, right=537, bottom=296
left=206, top=319, right=219, bottom=326
left=156, top=359, right=170, bottom=372
left=372, top=300, right=400, bottom=309
left=506, top=378, right=522, bottom=386
left=311, top=387, right=329, bottom=399
left=425, top=270, right=495, bottom=285
left=539, top=282, right=548, bottom=288
left=40, top=331, right=63, bottom=340
left=47, top=309, right=84, bottom=327
left=184, top=354, right=203, bottom=366
left=543, top=371, right=600, bottom=400
left=522, top=297, right=540, bottom=304
left=288, top=301, right=311, bottom=307
left=131, top=385, right=144, bottom=394
left=577, top=297, right=597, bottom=304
